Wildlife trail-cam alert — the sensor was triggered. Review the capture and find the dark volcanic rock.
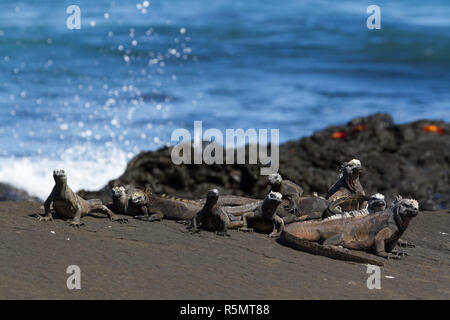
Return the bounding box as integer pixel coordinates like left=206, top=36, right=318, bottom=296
left=79, top=113, right=449, bottom=210
left=0, top=183, right=41, bottom=202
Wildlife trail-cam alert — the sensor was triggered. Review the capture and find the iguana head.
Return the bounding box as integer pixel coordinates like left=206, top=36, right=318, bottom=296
left=53, top=169, right=67, bottom=184
left=268, top=173, right=282, bottom=186
left=267, top=191, right=282, bottom=202
left=340, top=159, right=362, bottom=191
left=261, top=191, right=283, bottom=218
left=395, top=196, right=419, bottom=218
left=206, top=189, right=219, bottom=206
left=112, top=186, right=126, bottom=199
left=130, top=190, right=147, bottom=206
left=342, top=159, right=361, bottom=176
left=368, top=193, right=386, bottom=213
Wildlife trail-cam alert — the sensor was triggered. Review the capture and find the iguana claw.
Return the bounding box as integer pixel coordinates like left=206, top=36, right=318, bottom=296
left=134, top=215, right=160, bottom=222
left=268, top=232, right=280, bottom=238
left=112, top=217, right=128, bottom=223
left=189, top=228, right=201, bottom=234
left=390, top=249, right=408, bottom=257
left=68, top=220, right=84, bottom=227
left=38, top=215, right=52, bottom=222
left=397, top=240, right=415, bottom=248
left=216, top=231, right=231, bottom=237
left=387, top=253, right=402, bottom=260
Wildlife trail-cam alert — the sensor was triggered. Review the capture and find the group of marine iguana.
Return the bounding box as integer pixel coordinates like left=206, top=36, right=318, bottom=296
left=38, top=159, right=419, bottom=265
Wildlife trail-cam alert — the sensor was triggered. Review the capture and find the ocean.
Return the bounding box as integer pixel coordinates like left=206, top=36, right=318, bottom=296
left=0, top=0, right=449, bottom=199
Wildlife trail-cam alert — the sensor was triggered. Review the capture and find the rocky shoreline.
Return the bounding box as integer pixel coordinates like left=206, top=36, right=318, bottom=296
left=1, top=113, right=448, bottom=210
left=0, top=183, right=40, bottom=202
left=79, top=113, right=449, bottom=211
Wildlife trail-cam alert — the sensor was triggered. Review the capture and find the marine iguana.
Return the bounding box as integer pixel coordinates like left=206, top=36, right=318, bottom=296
left=268, top=173, right=304, bottom=199
left=278, top=196, right=419, bottom=262
left=188, top=189, right=244, bottom=236
left=39, top=170, right=127, bottom=227
left=324, top=193, right=386, bottom=218
left=267, top=173, right=328, bottom=223
left=111, top=186, right=130, bottom=214
left=111, top=186, right=152, bottom=216
left=326, top=159, right=365, bottom=203
left=133, top=188, right=259, bottom=222
left=277, top=195, right=330, bottom=222
left=238, top=191, right=284, bottom=238
left=326, top=193, right=415, bottom=248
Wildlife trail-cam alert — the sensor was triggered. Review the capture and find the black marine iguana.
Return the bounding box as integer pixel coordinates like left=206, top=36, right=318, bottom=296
left=325, top=193, right=386, bottom=218
left=268, top=173, right=304, bottom=199
left=39, top=170, right=127, bottom=227
left=131, top=187, right=260, bottom=222
left=238, top=191, right=284, bottom=238
left=268, top=173, right=329, bottom=222
left=188, top=189, right=244, bottom=236
left=278, top=196, right=419, bottom=264
left=326, top=159, right=365, bottom=202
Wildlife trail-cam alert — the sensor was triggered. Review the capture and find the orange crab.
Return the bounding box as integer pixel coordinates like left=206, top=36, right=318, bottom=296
left=423, top=124, right=444, bottom=135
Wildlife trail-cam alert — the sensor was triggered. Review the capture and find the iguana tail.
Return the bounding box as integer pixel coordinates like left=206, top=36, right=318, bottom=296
left=222, top=201, right=262, bottom=216
left=197, top=195, right=262, bottom=206
left=277, top=231, right=384, bottom=267
left=160, top=193, right=204, bottom=206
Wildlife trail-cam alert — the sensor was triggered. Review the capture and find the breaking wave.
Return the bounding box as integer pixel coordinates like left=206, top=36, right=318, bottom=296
left=0, top=145, right=129, bottom=200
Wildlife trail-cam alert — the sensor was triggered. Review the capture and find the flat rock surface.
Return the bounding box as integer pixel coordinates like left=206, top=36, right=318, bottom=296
left=0, top=201, right=448, bottom=299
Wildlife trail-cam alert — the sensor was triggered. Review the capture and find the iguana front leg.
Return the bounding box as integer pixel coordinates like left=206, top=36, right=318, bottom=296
left=188, top=215, right=202, bottom=233
left=215, top=211, right=231, bottom=237
left=285, top=195, right=300, bottom=216
left=238, top=212, right=255, bottom=232
left=68, top=205, right=84, bottom=227
left=374, top=228, right=401, bottom=259
left=39, top=189, right=55, bottom=221
left=268, top=215, right=284, bottom=238
left=322, top=233, right=344, bottom=246
left=135, top=208, right=164, bottom=222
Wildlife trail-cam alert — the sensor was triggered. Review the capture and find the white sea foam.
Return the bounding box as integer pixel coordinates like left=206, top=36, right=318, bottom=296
left=0, top=145, right=129, bottom=200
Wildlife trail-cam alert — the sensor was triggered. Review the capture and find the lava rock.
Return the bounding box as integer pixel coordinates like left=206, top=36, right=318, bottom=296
left=0, top=183, right=41, bottom=202
left=80, top=113, right=449, bottom=210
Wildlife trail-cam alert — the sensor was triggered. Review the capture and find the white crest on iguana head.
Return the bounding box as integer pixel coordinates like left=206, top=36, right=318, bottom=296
left=53, top=169, right=66, bottom=176
left=370, top=193, right=385, bottom=201
left=208, top=189, right=219, bottom=196
left=267, top=191, right=282, bottom=201
left=346, top=159, right=361, bottom=168
left=112, top=186, right=126, bottom=197
left=401, top=198, right=419, bottom=210
left=268, top=173, right=282, bottom=185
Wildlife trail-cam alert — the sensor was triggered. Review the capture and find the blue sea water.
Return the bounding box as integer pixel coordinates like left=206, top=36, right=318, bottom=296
left=0, top=0, right=449, bottom=198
